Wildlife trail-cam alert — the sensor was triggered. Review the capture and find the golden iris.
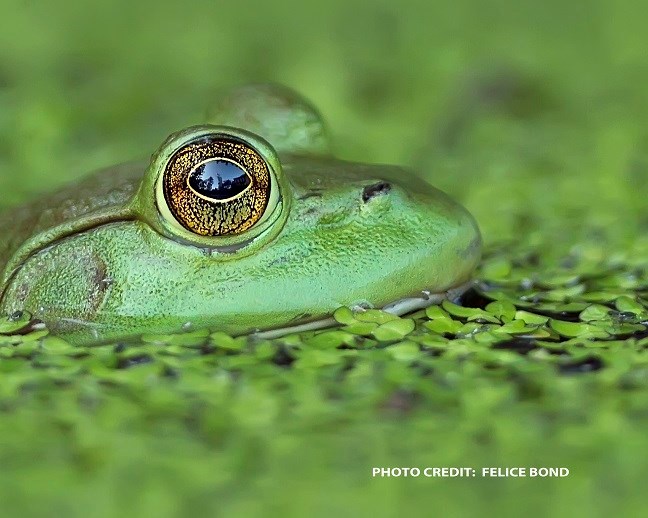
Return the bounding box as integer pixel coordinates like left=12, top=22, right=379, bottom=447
left=162, top=136, right=270, bottom=236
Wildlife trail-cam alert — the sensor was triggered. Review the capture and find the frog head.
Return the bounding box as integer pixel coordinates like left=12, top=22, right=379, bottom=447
left=0, top=84, right=481, bottom=344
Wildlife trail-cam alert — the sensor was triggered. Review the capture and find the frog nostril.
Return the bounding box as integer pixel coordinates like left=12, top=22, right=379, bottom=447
left=362, top=182, right=392, bottom=202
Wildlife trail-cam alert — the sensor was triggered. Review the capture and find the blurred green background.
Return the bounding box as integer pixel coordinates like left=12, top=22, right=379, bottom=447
left=1, top=0, right=648, bottom=516
left=2, top=0, right=646, bottom=240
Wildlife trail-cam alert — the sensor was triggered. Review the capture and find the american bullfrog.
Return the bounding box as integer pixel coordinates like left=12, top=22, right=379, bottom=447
left=0, top=84, right=481, bottom=344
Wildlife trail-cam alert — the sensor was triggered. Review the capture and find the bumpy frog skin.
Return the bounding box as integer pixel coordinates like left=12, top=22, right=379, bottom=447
left=0, top=84, right=481, bottom=344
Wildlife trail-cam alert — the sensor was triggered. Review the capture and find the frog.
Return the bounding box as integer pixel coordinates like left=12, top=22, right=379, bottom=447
left=0, top=84, right=481, bottom=345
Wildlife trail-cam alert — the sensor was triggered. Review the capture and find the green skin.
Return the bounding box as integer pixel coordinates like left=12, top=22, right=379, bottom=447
left=0, top=84, right=481, bottom=344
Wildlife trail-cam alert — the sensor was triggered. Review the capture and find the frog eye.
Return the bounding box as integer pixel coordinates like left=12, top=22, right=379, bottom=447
left=145, top=125, right=291, bottom=253
left=161, top=135, right=271, bottom=236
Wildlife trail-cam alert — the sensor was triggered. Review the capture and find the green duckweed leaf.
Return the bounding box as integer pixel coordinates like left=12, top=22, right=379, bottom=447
left=305, top=330, right=355, bottom=349
left=210, top=332, right=245, bottom=352
left=579, top=304, right=613, bottom=322
left=342, top=322, right=378, bottom=336
left=373, top=319, right=416, bottom=341
left=386, top=341, right=421, bottom=361
left=615, top=296, right=646, bottom=317
left=549, top=320, right=610, bottom=339
left=485, top=300, right=517, bottom=322
left=514, top=310, right=549, bottom=325
left=333, top=306, right=356, bottom=325
left=425, top=305, right=451, bottom=320
left=354, top=309, right=399, bottom=324
left=424, top=318, right=462, bottom=335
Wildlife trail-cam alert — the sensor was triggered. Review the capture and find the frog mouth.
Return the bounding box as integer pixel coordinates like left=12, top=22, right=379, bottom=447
left=251, top=279, right=475, bottom=339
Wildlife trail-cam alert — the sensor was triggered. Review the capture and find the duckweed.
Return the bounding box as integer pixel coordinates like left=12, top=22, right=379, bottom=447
left=2, top=3, right=648, bottom=515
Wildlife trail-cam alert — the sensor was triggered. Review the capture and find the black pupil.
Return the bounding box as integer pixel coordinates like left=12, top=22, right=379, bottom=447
left=188, top=160, right=251, bottom=200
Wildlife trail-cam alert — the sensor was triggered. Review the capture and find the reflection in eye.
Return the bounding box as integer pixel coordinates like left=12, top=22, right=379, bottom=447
left=162, top=136, right=271, bottom=236
left=189, top=159, right=252, bottom=201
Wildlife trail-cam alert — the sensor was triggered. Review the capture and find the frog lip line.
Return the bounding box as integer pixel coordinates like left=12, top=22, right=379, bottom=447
left=9, top=280, right=474, bottom=343
left=251, top=279, right=475, bottom=339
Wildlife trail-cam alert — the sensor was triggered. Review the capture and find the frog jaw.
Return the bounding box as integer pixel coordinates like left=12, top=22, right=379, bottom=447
left=252, top=280, right=474, bottom=339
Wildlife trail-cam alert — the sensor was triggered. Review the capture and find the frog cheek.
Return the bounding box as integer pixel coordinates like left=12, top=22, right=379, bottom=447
left=0, top=246, right=111, bottom=334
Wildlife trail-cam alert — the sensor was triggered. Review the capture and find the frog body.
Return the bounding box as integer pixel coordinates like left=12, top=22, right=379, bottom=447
left=0, top=84, right=481, bottom=344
